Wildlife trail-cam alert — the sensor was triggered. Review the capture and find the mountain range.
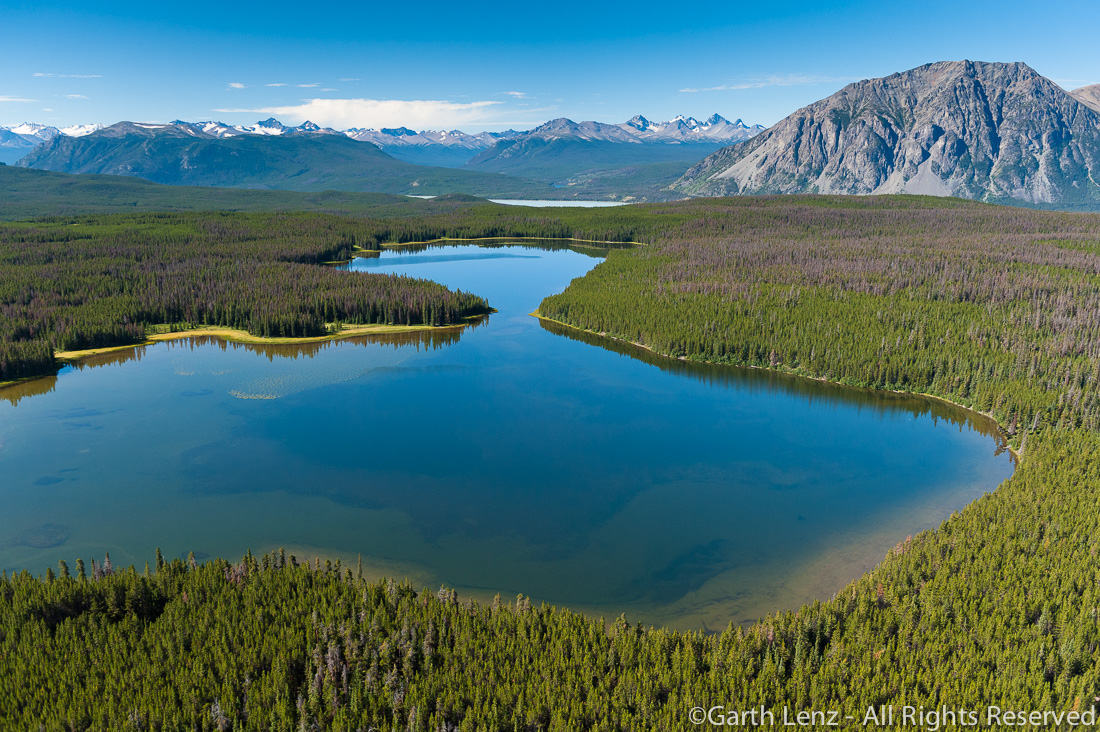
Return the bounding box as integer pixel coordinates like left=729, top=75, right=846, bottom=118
left=11, top=65, right=1100, bottom=210
left=14, top=113, right=759, bottom=200
left=15, top=121, right=559, bottom=198
left=0, top=122, right=104, bottom=164
left=674, top=61, right=1100, bottom=209
left=5, top=113, right=756, bottom=167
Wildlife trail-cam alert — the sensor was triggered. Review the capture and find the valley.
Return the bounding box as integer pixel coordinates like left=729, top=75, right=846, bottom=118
left=5, top=3, right=1100, bottom=720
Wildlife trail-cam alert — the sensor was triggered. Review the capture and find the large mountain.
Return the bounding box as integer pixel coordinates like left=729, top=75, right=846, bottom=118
left=675, top=61, right=1100, bottom=209
left=16, top=121, right=554, bottom=198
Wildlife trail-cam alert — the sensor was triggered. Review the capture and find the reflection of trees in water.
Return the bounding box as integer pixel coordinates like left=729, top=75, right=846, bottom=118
left=1, top=319, right=486, bottom=406
left=539, top=318, right=1011, bottom=460
left=0, top=375, right=59, bottom=407
left=172, top=321, right=481, bottom=362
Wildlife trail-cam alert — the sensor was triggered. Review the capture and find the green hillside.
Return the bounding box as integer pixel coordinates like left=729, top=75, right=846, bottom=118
left=0, top=165, right=507, bottom=220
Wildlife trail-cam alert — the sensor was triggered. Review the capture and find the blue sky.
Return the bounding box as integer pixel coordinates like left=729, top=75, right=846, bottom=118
left=3, top=0, right=1099, bottom=132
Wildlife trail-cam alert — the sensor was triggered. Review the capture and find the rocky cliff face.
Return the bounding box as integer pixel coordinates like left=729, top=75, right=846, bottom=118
left=675, top=61, right=1100, bottom=207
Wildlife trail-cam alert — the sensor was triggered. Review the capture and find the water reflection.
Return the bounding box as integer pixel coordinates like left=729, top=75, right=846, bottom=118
left=18, top=320, right=485, bottom=377
left=0, top=376, right=59, bottom=407
left=540, top=318, right=1012, bottom=460
left=0, top=244, right=1015, bottom=631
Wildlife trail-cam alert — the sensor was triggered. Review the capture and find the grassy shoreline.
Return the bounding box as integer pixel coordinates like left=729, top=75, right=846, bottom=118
left=0, top=318, right=484, bottom=392
left=53, top=321, right=478, bottom=361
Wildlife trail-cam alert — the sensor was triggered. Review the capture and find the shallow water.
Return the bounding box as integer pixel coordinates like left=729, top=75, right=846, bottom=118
left=0, top=243, right=1013, bottom=629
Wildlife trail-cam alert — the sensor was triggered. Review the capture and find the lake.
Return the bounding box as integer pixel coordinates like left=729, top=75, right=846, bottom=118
left=0, top=243, right=1014, bottom=630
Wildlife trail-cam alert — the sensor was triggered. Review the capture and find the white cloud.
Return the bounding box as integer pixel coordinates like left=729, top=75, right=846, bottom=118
left=1055, top=78, right=1098, bottom=90
left=338, top=78, right=360, bottom=82
left=0, top=96, right=38, bottom=102
left=64, top=94, right=88, bottom=99
left=321, top=88, right=337, bottom=92
left=680, top=74, right=854, bottom=93
left=213, top=98, right=504, bottom=129
left=33, top=73, right=102, bottom=78
left=502, top=91, right=529, bottom=99
left=266, top=83, right=287, bottom=87
left=228, top=82, right=246, bottom=90
left=298, top=83, right=320, bottom=88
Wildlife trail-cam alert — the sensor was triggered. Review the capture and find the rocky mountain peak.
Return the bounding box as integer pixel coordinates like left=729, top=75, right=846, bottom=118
left=675, top=59, right=1100, bottom=208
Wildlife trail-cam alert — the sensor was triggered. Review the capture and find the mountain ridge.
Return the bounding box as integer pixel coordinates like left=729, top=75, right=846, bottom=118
left=14, top=113, right=765, bottom=200
left=15, top=124, right=558, bottom=198
left=1070, top=84, right=1100, bottom=114
left=5, top=113, right=763, bottom=168
left=674, top=60, right=1100, bottom=209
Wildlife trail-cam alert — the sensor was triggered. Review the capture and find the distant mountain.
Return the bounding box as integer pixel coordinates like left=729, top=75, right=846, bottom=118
left=343, top=114, right=762, bottom=170
left=344, top=127, right=519, bottom=168
left=1070, top=84, right=1100, bottom=114
left=16, top=121, right=556, bottom=198
left=463, top=114, right=763, bottom=200
left=0, top=122, right=103, bottom=164
left=619, top=114, right=764, bottom=143
left=675, top=61, right=1100, bottom=210
left=171, top=118, right=340, bottom=139
left=502, top=113, right=762, bottom=146
left=13, top=112, right=765, bottom=199
left=0, top=129, right=36, bottom=165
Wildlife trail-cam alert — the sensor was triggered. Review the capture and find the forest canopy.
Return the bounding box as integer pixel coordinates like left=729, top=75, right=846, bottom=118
left=6, top=195, right=1100, bottom=729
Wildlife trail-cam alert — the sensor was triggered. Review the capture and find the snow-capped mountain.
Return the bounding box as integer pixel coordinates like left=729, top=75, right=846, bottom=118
left=344, top=126, right=518, bottom=150
left=0, top=122, right=105, bottom=163
left=616, top=114, right=764, bottom=143
left=8, top=123, right=60, bottom=142
left=1, top=121, right=103, bottom=144
left=3, top=113, right=763, bottom=169
left=58, top=124, right=105, bottom=137
left=170, top=118, right=340, bottom=138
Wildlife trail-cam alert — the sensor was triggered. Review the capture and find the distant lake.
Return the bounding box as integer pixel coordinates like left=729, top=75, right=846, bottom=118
left=487, top=199, right=627, bottom=207
left=405, top=195, right=627, bottom=207
left=0, top=243, right=1013, bottom=629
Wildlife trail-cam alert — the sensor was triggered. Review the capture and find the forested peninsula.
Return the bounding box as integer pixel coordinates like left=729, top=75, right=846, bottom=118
left=0, top=213, right=493, bottom=382
left=4, top=195, right=1100, bottom=729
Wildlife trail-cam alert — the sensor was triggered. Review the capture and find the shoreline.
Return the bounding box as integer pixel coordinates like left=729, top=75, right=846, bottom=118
left=0, top=319, right=483, bottom=391
left=55, top=320, right=480, bottom=360
left=531, top=311, right=1020, bottom=461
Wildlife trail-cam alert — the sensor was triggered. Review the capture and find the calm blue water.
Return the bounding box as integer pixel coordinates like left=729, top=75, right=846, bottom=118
left=0, top=243, right=1013, bottom=629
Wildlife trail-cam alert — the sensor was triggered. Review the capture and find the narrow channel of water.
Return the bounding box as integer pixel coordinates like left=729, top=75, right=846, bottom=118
left=0, top=243, right=1013, bottom=629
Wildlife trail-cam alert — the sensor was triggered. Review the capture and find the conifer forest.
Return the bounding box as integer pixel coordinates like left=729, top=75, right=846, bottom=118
left=5, top=195, right=1100, bottom=729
